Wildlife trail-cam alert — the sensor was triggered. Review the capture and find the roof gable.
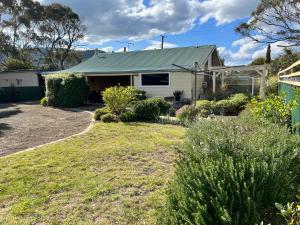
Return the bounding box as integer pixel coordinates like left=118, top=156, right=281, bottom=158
left=64, top=45, right=216, bottom=74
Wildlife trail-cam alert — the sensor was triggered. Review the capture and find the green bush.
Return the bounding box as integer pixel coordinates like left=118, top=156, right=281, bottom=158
left=101, top=113, right=117, bottom=123
left=40, top=97, right=48, bottom=106
left=94, top=107, right=111, bottom=121
left=120, top=111, right=137, bottom=122
left=45, top=73, right=89, bottom=108
left=132, top=100, right=160, bottom=121
left=267, top=76, right=278, bottom=95
left=215, top=93, right=249, bottom=116
left=102, top=86, right=136, bottom=115
left=133, top=89, right=147, bottom=100
left=146, top=98, right=172, bottom=115
left=276, top=196, right=300, bottom=225
left=250, top=94, right=297, bottom=127
left=176, top=105, right=198, bottom=123
left=158, top=113, right=300, bottom=225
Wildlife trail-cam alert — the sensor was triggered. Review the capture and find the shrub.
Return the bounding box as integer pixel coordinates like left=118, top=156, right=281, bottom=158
left=40, top=97, right=48, bottom=106
left=158, top=113, right=300, bottom=225
left=169, top=107, right=176, bottom=117
left=250, top=94, right=297, bottom=126
left=132, top=100, right=160, bottom=121
left=146, top=98, right=172, bottom=115
left=215, top=99, right=234, bottom=115
left=45, top=73, right=89, bottom=108
left=176, top=105, right=198, bottom=123
left=101, top=113, right=117, bottom=123
left=102, top=86, right=136, bottom=115
left=215, top=93, right=249, bottom=116
left=94, top=107, right=111, bottom=121
left=133, top=89, right=147, bottom=100
left=120, top=111, right=137, bottom=122
left=196, top=99, right=216, bottom=114
left=276, top=196, right=300, bottom=225
left=267, top=76, right=278, bottom=95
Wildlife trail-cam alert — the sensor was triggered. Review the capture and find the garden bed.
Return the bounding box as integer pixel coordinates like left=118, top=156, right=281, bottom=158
left=0, top=102, right=92, bottom=156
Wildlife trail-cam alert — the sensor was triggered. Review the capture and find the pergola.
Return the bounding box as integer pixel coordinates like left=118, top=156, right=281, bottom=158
left=210, top=64, right=269, bottom=99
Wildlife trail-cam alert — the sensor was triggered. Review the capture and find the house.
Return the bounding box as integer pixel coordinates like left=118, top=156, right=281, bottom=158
left=62, top=45, right=223, bottom=101
left=0, top=70, right=44, bottom=102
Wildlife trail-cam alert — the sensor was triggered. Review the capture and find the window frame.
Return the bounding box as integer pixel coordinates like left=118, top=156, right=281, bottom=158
left=140, top=72, right=170, bottom=87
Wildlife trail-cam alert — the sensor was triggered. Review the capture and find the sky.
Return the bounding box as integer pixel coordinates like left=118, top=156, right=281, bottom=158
left=36, top=0, right=288, bottom=65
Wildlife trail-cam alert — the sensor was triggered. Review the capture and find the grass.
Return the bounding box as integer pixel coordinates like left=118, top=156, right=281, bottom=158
left=0, top=122, right=186, bottom=225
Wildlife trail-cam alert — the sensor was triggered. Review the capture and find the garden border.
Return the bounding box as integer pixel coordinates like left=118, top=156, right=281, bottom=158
left=2, top=109, right=95, bottom=158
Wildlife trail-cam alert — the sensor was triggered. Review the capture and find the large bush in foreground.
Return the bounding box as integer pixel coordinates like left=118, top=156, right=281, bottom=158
left=45, top=73, right=89, bottom=107
left=102, top=86, right=136, bottom=115
left=158, top=113, right=300, bottom=225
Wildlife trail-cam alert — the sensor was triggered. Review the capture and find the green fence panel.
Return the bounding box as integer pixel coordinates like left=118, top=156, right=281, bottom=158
left=279, top=83, right=300, bottom=134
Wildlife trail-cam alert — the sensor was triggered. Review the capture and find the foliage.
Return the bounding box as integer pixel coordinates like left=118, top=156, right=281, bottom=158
left=0, top=84, right=20, bottom=103
left=158, top=113, right=300, bottom=225
left=101, top=113, right=117, bottom=123
left=215, top=93, right=249, bottom=116
left=276, top=196, right=300, bottom=225
left=40, top=97, right=48, bottom=106
left=120, top=111, right=137, bottom=122
left=265, top=44, right=271, bottom=64
left=133, top=89, right=147, bottom=100
left=236, top=0, right=300, bottom=47
left=271, top=49, right=300, bottom=75
left=5, top=58, right=32, bottom=70
left=102, top=86, right=136, bottom=115
left=250, top=94, right=298, bottom=126
left=146, top=98, right=172, bottom=115
left=94, top=107, right=111, bottom=121
left=196, top=100, right=216, bottom=114
left=176, top=105, right=198, bottom=123
left=45, top=73, right=89, bottom=108
left=251, top=57, right=265, bottom=65
left=132, top=100, right=160, bottom=121
left=173, top=90, right=183, bottom=101
left=267, top=75, right=278, bottom=95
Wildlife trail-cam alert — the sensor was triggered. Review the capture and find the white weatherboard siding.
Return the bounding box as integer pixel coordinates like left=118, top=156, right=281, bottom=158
left=134, top=72, right=192, bottom=99
left=0, top=71, right=39, bottom=88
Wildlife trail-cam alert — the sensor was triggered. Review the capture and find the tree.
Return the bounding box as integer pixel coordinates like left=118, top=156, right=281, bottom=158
left=236, top=0, right=300, bottom=47
left=0, top=0, right=42, bottom=62
left=271, top=48, right=300, bottom=74
left=251, top=57, right=265, bottom=65
left=265, top=44, right=271, bottom=64
left=31, top=3, right=85, bottom=70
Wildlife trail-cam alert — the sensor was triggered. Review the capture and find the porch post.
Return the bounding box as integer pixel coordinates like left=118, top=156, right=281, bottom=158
left=130, top=75, right=133, bottom=86
left=212, top=72, right=216, bottom=94
left=251, top=77, right=255, bottom=96
left=221, top=72, right=225, bottom=88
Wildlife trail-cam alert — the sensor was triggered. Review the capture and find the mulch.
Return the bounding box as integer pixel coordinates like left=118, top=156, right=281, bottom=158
left=0, top=102, right=92, bottom=157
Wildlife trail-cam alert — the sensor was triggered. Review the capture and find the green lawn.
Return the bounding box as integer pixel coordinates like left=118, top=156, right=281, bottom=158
left=0, top=122, right=186, bottom=225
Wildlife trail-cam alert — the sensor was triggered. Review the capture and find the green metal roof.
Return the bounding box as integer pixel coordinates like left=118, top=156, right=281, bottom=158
left=63, top=45, right=216, bottom=74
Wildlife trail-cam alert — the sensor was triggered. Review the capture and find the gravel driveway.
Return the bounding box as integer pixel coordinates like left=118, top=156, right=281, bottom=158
left=0, top=102, right=92, bottom=156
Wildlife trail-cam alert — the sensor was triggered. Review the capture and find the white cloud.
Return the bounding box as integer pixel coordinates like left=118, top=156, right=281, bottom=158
left=218, top=38, right=300, bottom=66
left=144, top=40, right=178, bottom=50
left=37, top=0, right=260, bottom=44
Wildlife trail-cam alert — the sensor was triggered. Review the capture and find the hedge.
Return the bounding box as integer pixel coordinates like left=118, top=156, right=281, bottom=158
left=44, top=73, right=89, bottom=107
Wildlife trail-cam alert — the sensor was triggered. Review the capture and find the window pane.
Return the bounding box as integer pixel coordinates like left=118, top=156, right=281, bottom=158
left=141, top=73, right=169, bottom=86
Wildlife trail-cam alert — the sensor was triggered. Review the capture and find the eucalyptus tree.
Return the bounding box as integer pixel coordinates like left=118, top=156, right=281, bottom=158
left=236, top=0, right=300, bottom=47
left=32, top=3, right=85, bottom=70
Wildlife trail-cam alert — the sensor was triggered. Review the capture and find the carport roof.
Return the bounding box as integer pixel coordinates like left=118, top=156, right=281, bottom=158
left=62, top=45, right=216, bottom=74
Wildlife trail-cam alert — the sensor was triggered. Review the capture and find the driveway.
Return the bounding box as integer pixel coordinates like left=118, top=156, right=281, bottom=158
left=0, top=103, right=92, bottom=156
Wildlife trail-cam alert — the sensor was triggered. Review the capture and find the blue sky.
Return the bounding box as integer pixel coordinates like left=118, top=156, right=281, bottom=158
left=38, top=0, right=288, bottom=65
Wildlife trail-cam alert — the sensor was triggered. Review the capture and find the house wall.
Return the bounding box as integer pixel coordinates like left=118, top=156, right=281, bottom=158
left=0, top=71, right=39, bottom=87
left=133, top=72, right=193, bottom=99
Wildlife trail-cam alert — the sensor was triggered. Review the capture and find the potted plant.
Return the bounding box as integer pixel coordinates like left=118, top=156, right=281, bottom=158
left=173, top=90, right=183, bottom=101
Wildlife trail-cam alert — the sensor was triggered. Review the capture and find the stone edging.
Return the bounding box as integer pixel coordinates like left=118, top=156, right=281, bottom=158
left=2, top=110, right=95, bottom=158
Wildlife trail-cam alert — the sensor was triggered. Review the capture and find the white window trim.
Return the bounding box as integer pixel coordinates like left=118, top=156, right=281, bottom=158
left=140, top=72, right=171, bottom=87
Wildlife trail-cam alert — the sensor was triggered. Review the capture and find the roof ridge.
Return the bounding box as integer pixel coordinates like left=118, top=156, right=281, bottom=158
left=96, top=45, right=216, bottom=56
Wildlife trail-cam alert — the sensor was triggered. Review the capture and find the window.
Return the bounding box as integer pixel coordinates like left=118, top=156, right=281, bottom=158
left=141, top=73, right=169, bottom=86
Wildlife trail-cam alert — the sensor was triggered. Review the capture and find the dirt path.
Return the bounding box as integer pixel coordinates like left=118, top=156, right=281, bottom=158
left=0, top=102, right=92, bottom=156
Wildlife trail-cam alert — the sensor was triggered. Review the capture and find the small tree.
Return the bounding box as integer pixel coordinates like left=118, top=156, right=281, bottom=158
left=102, top=86, right=136, bottom=115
